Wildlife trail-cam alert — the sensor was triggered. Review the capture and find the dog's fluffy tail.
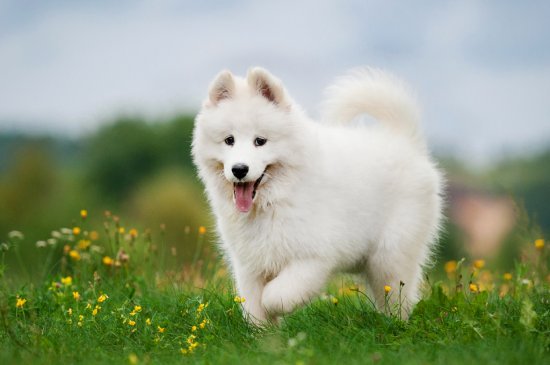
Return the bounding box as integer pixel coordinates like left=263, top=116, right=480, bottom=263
left=322, top=67, right=424, bottom=145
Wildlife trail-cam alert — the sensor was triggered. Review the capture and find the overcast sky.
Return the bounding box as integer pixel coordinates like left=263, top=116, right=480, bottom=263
left=0, top=0, right=549, bottom=163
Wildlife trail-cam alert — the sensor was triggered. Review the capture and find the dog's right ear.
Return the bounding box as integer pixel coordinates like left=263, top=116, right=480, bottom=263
left=207, top=70, right=235, bottom=107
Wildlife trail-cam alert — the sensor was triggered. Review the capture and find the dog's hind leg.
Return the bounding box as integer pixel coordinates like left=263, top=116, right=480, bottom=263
left=261, top=259, right=332, bottom=315
left=364, top=229, right=433, bottom=319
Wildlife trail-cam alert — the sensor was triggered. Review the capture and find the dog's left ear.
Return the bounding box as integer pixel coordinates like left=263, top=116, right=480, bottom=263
left=247, top=67, right=287, bottom=106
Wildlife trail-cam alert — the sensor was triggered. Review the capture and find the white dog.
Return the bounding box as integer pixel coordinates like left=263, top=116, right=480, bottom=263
left=192, top=67, right=443, bottom=323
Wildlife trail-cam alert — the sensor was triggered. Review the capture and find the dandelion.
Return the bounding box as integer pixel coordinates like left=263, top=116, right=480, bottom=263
left=157, top=326, right=165, bottom=333
left=535, top=238, right=545, bottom=250
left=198, top=226, right=207, bottom=235
left=80, top=209, right=88, bottom=219
left=444, top=260, right=457, bottom=273
left=16, top=297, right=27, bottom=308
left=469, top=283, right=479, bottom=292
left=97, top=294, right=108, bottom=303
left=146, top=318, right=152, bottom=326
left=73, top=227, right=81, bottom=236
left=503, top=273, right=513, bottom=281
left=191, top=325, right=197, bottom=332
left=234, top=296, right=246, bottom=303
left=102, top=256, right=114, bottom=266
left=384, top=285, right=391, bottom=294
left=119, top=227, right=125, bottom=234
left=128, top=320, right=136, bottom=326
left=129, top=228, right=138, bottom=238
left=69, top=250, right=81, bottom=261
left=473, top=259, right=485, bottom=270
left=61, top=276, right=72, bottom=286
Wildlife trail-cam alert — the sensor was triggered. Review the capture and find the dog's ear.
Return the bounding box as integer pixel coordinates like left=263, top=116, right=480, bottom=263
left=207, top=70, right=235, bottom=106
left=247, top=67, right=287, bottom=106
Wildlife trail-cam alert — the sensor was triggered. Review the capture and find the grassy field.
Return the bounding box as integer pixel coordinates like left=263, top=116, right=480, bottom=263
left=0, top=211, right=548, bottom=364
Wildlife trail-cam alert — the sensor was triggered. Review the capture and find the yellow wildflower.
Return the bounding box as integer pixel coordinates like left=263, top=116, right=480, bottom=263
left=331, top=297, right=339, bottom=305
left=79, top=315, right=84, bottom=321
left=444, top=260, right=457, bottom=273
left=180, top=348, right=188, bottom=355
left=198, top=226, right=207, bottom=235
left=503, top=273, right=513, bottom=281
left=73, top=227, right=81, bottom=236
left=80, top=209, right=88, bottom=219
left=68, top=308, right=73, bottom=316
left=191, top=325, right=197, bottom=332
left=73, top=291, right=80, bottom=300
left=78, top=240, right=91, bottom=250
left=102, top=256, right=114, bottom=266
left=16, top=297, right=27, bottom=308
left=118, top=227, right=125, bottom=234
left=187, top=334, right=196, bottom=344
left=128, top=320, right=136, bottom=326
left=97, top=294, right=108, bottom=303
left=85, top=303, right=92, bottom=309
left=61, top=276, right=73, bottom=286
left=133, top=305, right=142, bottom=313
left=129, top=228, right=138, bottom=238
left=69, top=250, right=81, bottom=261
left=157, top=326, right=165, bottom=333
left=535, top=238, right=545, bottom=250
left=197, top=303, right=208, bottom=312
left=89, top=231, right=99, bottom=241
left=77, top=321, right=83, bottom=327
left=473, top=259, right=485, bottom=270
left=384, top=285, right=391, bottom=294
left=199, top=322, right=206, bottom=329
left=146, top=318, right=152, bottom=325
left=234, top=296, right=246, bottom=303
left=128, top=353, right=138, bottom=365
left=92, top=307, right=99, bottom=316
left=469, top=283, right=479, bottom=292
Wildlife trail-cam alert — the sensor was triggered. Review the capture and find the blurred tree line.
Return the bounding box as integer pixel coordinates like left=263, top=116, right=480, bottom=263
left=0, top=114, right=548, bottom=276
left=0, top=115, right=210, bottom=276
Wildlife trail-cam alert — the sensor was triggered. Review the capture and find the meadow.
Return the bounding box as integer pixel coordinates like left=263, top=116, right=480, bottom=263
left=0, top=209, right=548, bottom=365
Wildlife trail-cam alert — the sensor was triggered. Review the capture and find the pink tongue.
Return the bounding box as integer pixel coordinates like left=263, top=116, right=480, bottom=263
left=234, top=183, right=255, bottom=213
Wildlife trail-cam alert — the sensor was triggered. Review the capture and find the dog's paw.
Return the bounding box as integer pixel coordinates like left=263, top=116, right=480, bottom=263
left=261, top=281, right=299, bottom=314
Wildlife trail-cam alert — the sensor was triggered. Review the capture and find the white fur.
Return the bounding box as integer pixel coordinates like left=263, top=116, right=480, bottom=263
left=192, top=67, right=444, bottom=323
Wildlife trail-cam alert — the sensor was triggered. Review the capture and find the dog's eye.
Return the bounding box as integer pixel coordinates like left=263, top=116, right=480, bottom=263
left=224, top=135, right=235, bottom=146
left=254, top=137, right=267, bottom=147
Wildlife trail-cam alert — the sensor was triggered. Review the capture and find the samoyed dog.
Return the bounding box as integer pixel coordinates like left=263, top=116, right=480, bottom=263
left=192, top=67, right=443, bottom=323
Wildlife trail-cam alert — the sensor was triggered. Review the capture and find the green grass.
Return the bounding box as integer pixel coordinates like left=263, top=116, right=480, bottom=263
left=0, top=214, right=549, bottom=364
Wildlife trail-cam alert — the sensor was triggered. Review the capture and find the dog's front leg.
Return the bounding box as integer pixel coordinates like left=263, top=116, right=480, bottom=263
left=232, top=264, right=268, bottom=325
left=261, top=259, right=331, bottom=315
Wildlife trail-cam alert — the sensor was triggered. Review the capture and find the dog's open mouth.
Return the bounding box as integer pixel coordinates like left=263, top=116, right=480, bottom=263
left=233, top=173, right=264, bottom=213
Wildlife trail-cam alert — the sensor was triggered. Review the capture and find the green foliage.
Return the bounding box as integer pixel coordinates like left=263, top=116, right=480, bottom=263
left=0, top=214, right=548, bottom=364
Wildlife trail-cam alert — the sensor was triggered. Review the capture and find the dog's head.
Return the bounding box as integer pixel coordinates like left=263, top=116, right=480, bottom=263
left=192, top=67, right=306, bottom=214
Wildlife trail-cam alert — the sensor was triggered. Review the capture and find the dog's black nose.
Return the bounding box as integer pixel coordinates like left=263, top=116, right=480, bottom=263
left=232, top=164, right=249, bottom=179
